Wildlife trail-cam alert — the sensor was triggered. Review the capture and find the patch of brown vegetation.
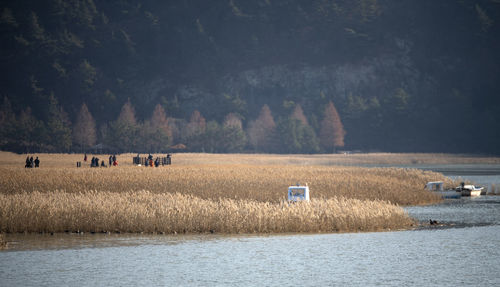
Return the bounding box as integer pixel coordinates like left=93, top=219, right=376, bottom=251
left=0, top=152, right=462, bottom=234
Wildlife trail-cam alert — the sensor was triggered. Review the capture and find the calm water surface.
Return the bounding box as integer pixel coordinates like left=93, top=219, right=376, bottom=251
left=1, top=165, right=499, bottom=286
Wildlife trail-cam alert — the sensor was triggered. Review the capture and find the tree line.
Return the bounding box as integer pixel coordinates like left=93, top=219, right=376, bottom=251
left=0, top=96, right=345, bottom=154
left=1, top=1, right=499, bottom=154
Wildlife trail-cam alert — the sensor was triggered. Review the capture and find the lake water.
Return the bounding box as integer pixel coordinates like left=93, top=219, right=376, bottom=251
left=1, top=165, right=500, bottom=286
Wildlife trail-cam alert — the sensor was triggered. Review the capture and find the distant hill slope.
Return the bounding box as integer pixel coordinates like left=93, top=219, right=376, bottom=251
left=1, top=0, right=499, bottom=153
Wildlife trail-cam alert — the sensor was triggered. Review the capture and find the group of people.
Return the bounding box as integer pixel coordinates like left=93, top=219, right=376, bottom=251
left=84, top=153, right=118, bottom=168
left=25, top=156, right=40, bottom=168
left=141, top=153, right=171, bottom=167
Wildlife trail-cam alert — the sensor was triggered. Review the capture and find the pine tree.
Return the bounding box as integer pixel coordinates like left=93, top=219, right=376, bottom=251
left=276, top=117, right=301, bottom=153
left=222, top=113, right=246, bottom=152
left=0, top=97, right=16, bottom=149
left=277, top=118, right=320, bottom=154
left=72, top=103, right=96, bottom=152
left=17, top=107, right=42, bottom=152
left=320, top=101, right=346, bottom=152
left=277, top=104, right=319, bottom=153
left=203, top=120, right=222, bottom=153
left=46, top=94, right=72, bottom=152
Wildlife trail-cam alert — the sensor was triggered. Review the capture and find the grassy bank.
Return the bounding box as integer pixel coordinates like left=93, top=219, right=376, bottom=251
left=0, top=152, right=459, bottom=234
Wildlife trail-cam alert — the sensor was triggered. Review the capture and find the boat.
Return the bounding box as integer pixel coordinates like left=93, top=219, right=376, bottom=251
left=456, top=184, right=483, bottom=197
left=288, top=184, right=310, bottom=202
left=425, top=181, right=461, bottom=199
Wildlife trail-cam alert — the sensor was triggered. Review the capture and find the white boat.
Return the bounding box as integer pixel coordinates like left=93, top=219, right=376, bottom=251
left=288, top=184, right=310, bottom=202
left=455, top=184, right=483, bottom=197
left=425, top=181, right=461, bottom=199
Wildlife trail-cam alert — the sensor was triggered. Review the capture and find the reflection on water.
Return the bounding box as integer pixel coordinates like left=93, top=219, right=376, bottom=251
left=1, top=165, right=500, bottom=286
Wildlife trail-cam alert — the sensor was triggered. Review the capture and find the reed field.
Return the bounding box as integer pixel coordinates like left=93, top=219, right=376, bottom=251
left=1, top=151, right=499, bottom=168
left=0, top=151, right=471, bottom=235
left=0, top=191, right=413, bottom=234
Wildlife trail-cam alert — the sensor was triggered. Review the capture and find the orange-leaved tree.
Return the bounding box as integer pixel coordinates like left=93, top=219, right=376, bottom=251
left=247, top=104, right=278, bottom=152
left=320, top=100, right=346, bottom=153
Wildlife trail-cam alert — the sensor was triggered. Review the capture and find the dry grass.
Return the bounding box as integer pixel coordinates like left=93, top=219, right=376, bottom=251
left=0, top=191, right=414, bottom=234
left=0, top=151, right=462, bottom=234
left=2, top=151, right=499, bottom=168
left=0, top=164, right=449, bottom=205
left=137, top=152, right=500, bottom=166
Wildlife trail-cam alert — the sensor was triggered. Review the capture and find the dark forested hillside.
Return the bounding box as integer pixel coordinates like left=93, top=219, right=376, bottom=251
left=1, top=0, right=499, bottom=154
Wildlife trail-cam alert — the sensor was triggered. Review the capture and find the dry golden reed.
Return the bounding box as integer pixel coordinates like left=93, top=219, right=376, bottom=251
left=2, top=151, right=499, bottom=168
left=0, top=164, right=451, bottom=205
left=0, top=151, right=466, bottom=234
left=0, top=191, right=414, bottom=234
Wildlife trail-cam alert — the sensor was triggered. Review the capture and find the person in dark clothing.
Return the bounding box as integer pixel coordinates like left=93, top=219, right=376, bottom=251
left=29, top=157, right=34, bottom=168
left=109, top=155, right=113, bottom=167
left=101, top=160, right=106, bottom=167
left=112, top=154, right=117, bottom=163
left=91, top=157, right=95, bottom=167
left=25, top=156, right=30, bottom=168
left=84, top=153, right=87, bottom=162
left=95, top=157, right=99, bottom=167
left=34, top=157, right=40, bottom=168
